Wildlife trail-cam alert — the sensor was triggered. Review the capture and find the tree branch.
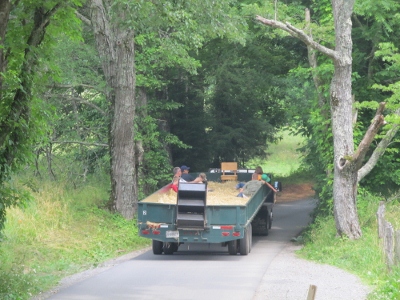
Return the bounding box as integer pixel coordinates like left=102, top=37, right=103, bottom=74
left=57, top=94, right=106, bottom=116
left=255, top=15, right=338, bottom=60
left=353, top=102, right=387, bottom=169
left=358, top=108, right=400, bottom=182
left=52, top=141, right=108, bottom=147
left=51, top=83, right=99, bottom=90
left=75, top=11, right=91, bottom=26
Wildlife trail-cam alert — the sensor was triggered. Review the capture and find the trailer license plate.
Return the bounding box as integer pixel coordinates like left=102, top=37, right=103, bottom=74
left=166, top=231, right=179, bottom=238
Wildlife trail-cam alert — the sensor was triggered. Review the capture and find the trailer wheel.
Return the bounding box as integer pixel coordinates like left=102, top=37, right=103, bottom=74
left=228, top=240, right=237, bottom=255
left=152, top=240, right=163, bottom=255
left=239, top=224, right=250, bottom=255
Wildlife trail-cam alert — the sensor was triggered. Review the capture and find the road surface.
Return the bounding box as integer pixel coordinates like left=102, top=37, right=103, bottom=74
left=45, top=198, right=317, bottom=300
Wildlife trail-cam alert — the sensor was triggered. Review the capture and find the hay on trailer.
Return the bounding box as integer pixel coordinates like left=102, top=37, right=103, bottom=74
left=141, top=181, right=250, bottom=205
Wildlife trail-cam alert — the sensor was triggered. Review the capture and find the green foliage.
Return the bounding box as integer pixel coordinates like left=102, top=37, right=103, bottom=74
left=284, top=62, right=334, bottom=214
left=354, top=0, right=400, bottom=36
left=167, top=13, right=306, bottom=168
left=135, top=111, right=189, bottom=198
left=355, top=42, right=400, bottom=195
left=0, top=0, right=85, bottom=234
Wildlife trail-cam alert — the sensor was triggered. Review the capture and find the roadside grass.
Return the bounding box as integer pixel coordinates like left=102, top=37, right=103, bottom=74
left=297, top=189, right=400, bottom=299
left=0, top=177, right=150, bottom=300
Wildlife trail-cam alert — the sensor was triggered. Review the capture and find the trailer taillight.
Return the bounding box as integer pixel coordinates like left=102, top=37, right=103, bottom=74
left=142, top=230, right=150, bottom=235
left=232, top=232, right=241, bottom=237
left=221, top=232, right=230, bottom=236
left=153, top=230, right=161, bottom=235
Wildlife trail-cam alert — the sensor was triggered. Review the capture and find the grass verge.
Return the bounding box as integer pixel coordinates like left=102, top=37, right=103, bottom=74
left=298, top=193, right=400, bottom=299
left=0, top=179, right=150, bottom=300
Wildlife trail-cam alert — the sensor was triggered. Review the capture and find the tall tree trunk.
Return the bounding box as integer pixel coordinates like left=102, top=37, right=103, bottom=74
left=89, top=0, right=137, bottom=219
left=330, top=0, right=361, bottom=239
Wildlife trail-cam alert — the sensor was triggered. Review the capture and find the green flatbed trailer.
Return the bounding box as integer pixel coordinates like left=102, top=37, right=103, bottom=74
left=137, top=180, right=276, bottom=255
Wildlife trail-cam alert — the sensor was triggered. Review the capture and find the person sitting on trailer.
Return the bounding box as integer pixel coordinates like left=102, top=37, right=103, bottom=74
left=255, top=166, right=264, bottom=180
left=237, top=172, right=277, bottom=197
left=173, top=166, right=187, bottom=182
left=164, top=167, right=187, bottom=193
left=236, top=173, right=263, bottom=198
left=260, top=173, right=279, bottom=193
left=170, top=175, right=179, bottom=192
left=180, top=165, right=195, bottom=181
left=190, top=172, right=207, bottom=184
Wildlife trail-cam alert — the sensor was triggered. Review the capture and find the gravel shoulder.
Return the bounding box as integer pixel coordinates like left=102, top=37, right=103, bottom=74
left=256, top=184, right=371, bottom=300
left=253, top=243, right=371, bottom=300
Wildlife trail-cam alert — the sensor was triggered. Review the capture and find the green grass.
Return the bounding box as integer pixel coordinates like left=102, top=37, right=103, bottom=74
left=247, top=129, right=305, bottom=177
left=0, top=179, right=150, bottom=300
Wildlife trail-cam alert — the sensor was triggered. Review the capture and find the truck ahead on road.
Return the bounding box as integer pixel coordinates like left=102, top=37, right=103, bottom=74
left=137, top=173, right=278, bottom=255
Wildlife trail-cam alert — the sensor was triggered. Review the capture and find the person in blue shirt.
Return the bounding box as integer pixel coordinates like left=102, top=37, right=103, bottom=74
left=180, top=165, right=195, bottom=181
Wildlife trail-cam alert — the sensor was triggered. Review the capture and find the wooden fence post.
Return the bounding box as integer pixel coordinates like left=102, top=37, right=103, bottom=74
left=384, top=221, right=394, bottom=269
left=306, top=284, right=317, bottom=300
left=376, top=201, right=385, bottom=239
left=395, top=230, right=400, bottom=266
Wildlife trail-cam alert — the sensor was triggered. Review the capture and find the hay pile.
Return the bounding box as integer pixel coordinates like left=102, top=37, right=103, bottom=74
left=141, top=181, right=250, bottom=206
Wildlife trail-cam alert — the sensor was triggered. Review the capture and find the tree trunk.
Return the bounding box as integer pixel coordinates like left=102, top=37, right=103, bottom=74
left=330, top=0, right=361, bottom=239
left=89, top=0, right=137, bottom=219
left=0, top=0, right=11, bottom=93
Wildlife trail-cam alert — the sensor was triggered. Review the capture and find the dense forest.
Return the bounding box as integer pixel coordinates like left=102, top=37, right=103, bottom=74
left=1, top=0, right=400, bottom=238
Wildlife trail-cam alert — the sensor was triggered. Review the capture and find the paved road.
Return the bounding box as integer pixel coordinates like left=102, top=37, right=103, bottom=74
left=46, top=198, right=317, bottom=300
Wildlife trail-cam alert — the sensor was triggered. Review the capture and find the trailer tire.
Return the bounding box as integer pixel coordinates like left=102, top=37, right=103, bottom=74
left=152, top=240, right=163, bottom=255
left=239, top=224, right=250, bottom=255
left=228, top=240, right=237, bottom=255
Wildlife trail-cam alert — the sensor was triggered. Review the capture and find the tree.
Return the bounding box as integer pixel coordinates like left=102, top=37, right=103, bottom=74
left=0, top=1, right=82, bottom=231
left=82, top=0, right=137, bottom=219
left=256, top=1, right=391, bottom=239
